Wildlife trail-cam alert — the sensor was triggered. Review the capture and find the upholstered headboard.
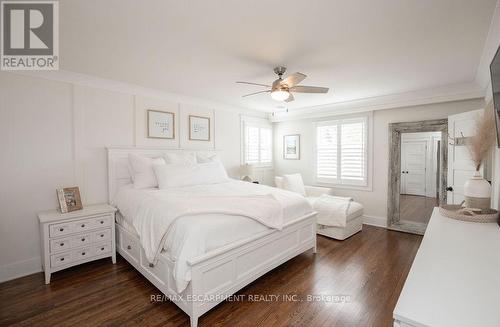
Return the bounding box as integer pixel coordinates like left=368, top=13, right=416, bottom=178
left=107, top=147, right=219, bottom=202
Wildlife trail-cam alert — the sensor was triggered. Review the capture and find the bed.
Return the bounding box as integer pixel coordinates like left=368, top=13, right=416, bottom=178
left=107, top=147, right=317, bottom=327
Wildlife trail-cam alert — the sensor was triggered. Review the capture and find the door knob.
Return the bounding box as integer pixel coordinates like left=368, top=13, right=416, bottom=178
left=446, top=186, right=453, bottom=191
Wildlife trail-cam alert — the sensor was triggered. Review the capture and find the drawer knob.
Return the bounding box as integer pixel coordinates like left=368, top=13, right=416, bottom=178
left=81, top=224, right=85, bottom=228
left=82, top=252, right=86, bottom=255
left=101, top=247, right=104, bottom=251
left=100, top=234, right=104, bottom=238
left=100, top=221, right=104, bottom=224
left=59, top=228, right=64, bottom=232
left=60, top=243, right=64, bottom=246
left=149, top=263, right=154, bottom=268
left=60, top=258, right=64, bottom=261
left=81, top=238, right=85, bottom=241
left=127, top=245, right=131, bottom=250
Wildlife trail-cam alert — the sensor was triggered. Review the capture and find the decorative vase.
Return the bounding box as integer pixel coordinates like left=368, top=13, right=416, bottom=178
left=463, top=171, right=491, bottom=210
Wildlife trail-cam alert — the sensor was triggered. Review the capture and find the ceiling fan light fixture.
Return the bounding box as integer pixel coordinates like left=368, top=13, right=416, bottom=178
left=271, top=89, right=290, bottom=101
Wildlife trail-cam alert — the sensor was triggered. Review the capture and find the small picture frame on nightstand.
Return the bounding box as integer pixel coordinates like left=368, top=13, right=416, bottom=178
left=57, top=187, right=83, bottom=213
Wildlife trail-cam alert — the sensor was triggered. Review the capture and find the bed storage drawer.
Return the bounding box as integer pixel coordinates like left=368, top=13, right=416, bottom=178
left=118, top=229, right=140, bottom=263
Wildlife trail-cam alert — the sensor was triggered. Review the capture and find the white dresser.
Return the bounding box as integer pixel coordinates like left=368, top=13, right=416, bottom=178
left=38, top=204, right=117, bottom=284
left=394, top=208, right=500, bottom=327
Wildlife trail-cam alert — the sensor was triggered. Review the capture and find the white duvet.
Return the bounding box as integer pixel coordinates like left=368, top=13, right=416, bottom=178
left=113, top=180, right=313, bottom=292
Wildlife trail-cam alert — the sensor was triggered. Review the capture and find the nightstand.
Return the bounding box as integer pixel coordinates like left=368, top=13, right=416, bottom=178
left=38, top=204, right=117, bottom=284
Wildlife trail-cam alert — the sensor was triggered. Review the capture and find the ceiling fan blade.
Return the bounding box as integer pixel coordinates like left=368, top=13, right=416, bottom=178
left=236, top=81, right=271, bottom=88
left=281, top=72, right=307, bottom=88
left=285, top=93, right=295, bottom=102
left=242, top=90, right=271, bottom=97
left=290, top=85, right=329, bottom=93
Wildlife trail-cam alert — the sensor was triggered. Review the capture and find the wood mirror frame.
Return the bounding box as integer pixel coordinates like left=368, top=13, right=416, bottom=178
left=387, top=119, right=448, bottom=234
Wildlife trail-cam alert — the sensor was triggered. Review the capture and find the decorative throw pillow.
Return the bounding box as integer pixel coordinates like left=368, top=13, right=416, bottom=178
left=282, top=173, right=306, bottom=196
left=196, top=153, right=220, bottom=163
left=128, top=153, right=166, bottom=189
left=164, top=152, right=197, bottom=165
left=154, top=161, right=229, bottom=189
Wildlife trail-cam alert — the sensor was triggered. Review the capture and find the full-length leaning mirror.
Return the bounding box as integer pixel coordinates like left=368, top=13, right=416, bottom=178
left=387, top=119, right=448, bottom=234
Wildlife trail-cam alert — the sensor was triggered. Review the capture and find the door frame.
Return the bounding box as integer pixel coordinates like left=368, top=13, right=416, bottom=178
left=387, top=119, right=448, bottom=234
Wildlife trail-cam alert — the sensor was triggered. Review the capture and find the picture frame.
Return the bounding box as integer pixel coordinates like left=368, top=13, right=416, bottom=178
left=283, top=134, right=300, bottom=160
left=147, top=110, right=175, bottom=139
left=189, top=115, right=210, bottom=141
left=56, top=187, right=83, bottom=213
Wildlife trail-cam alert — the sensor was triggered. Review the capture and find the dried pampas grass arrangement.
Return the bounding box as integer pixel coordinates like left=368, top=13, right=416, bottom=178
left=466, top=106, right=497, bottom=171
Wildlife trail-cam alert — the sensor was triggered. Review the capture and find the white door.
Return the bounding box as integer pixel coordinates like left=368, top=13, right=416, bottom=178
left=401, top=141, right=427, bottom=196
left=447, top=109, right=484, bottom=204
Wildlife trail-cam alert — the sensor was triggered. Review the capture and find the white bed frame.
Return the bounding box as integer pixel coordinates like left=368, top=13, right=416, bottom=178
left=107, top=147, right=317, bottom=327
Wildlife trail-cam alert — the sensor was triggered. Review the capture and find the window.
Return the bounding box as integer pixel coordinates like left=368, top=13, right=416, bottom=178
left=242, top=119, right=272, bottom=166
left=315, top=116, right=368, bottom=187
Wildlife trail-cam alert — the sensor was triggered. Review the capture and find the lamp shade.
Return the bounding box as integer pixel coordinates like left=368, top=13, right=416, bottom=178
left=241, top=163, right=254, bottom=175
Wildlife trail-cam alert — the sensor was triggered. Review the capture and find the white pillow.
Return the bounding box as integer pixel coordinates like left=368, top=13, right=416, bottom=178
left=128, top=153, right=166, bottom=189
left=196, top=153, right=220, bottom=163
left=154, top=161, right=229, bottom=189
left=164, top=152, right=197, bottom=165
left=282, top=173, right=306, bottom=196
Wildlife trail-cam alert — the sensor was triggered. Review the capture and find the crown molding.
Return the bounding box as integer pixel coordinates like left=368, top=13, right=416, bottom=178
left=269, top=82, right=484, bottom=122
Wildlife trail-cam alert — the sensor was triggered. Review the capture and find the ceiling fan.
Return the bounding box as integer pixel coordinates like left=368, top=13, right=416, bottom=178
left=236, top=66, right=329, bottom=102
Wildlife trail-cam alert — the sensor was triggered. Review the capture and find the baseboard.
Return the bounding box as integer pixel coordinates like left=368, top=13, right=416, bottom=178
left=0, top=256, right=42, bottom=283
left=362, top=215, right=388, bottom=228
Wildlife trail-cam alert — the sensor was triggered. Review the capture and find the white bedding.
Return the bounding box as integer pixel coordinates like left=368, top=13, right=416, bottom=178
left=112, top=180, right=313, bottom=293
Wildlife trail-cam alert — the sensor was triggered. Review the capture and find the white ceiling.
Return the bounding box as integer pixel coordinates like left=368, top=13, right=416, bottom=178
left=59, top=0, right=497, bottom=112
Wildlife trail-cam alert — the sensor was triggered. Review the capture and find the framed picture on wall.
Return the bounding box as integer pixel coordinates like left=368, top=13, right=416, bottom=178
left=56, top=187, right=83, bottom=213
left=147, top=110, right=175, bottom=139
left=283, top=134, right=300, bottom=160
left=189, top=115, right=210, bottom=141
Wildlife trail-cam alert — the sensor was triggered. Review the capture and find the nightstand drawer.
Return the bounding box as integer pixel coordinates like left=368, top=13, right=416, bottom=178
left=49, top=223, right=73, bottom=237
left=70, top=233, right=92, bottom=248
left=72, top=247, right=93, bottom=261
left=50, top=252, right=71, bottom=268
left=95, top=243, right=111, bottom=255
left=50, top=238, right=71, bottom=253
left=93, top=229, right=111, bottom=243
left=72, top=218, right=95, bottom=233
left=93, top=216, right=112, bottom=228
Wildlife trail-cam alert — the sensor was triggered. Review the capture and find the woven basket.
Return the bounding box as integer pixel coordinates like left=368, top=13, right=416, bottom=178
left=439, top=205, right=499, bottom=223
left=464, top=196, right=491, bottom=210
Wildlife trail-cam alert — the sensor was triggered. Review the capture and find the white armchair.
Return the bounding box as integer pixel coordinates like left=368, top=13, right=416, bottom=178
left=274, top=175, right=363, bottom=240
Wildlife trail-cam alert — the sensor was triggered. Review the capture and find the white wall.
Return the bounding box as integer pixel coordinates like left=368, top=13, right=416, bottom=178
left=274, top=98, right=485, bottom=224
left=0, top=71, right=264, bottom=282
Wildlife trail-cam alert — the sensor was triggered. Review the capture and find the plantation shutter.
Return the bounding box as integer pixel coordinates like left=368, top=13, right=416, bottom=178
left=340, top=118, right=366, bottom=184
left=259, top=128, right=272, bottom=164
left=316, top=117, right=367, bottom=186
left=243, top=119, right=273, bottom=166
left=316, top=124, right=338, bottom=182
left=245, top=126, right=260, bottom=164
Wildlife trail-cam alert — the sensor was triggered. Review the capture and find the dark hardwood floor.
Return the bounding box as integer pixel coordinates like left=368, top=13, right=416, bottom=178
left=399, top=194, right=438, bottom=224
left=0, top=225, right=421, bottom=327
